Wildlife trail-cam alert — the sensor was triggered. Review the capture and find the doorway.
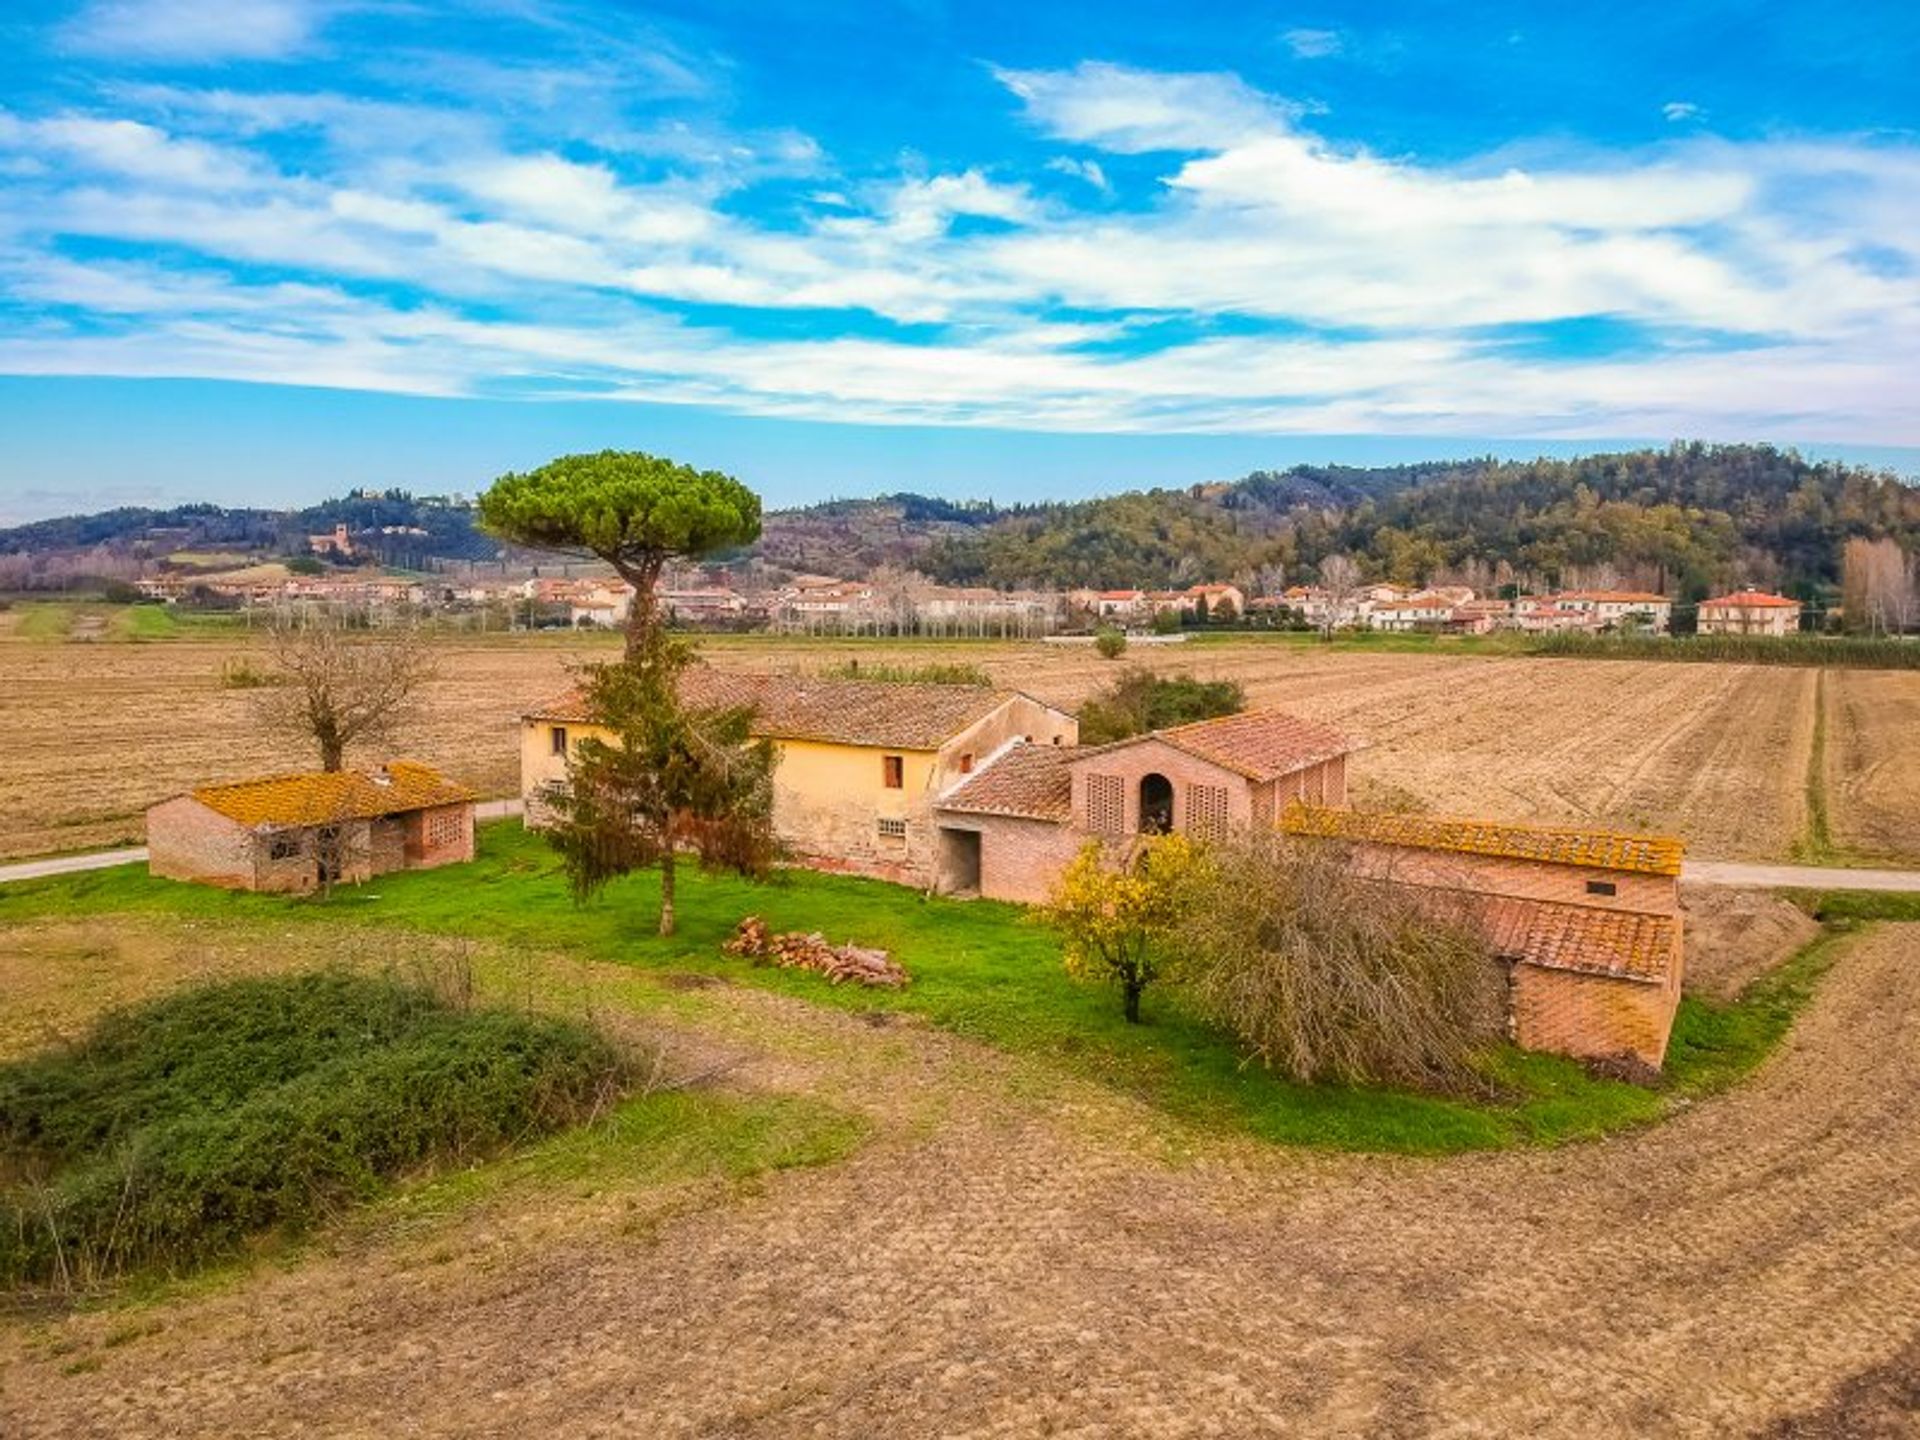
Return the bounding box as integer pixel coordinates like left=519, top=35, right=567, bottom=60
left=1138, top=773, right=1174, bottom=834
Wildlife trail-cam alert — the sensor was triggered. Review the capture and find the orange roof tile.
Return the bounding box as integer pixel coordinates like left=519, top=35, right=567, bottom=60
left=1085, top=709, right=1356, bottom=783
left=190, top=762, right=474, bottom=828
left=526, top=670, right=1053, bottom=751
left=1701, top=590, right=1799, bottom=609
left=1281, top=803, right=1684, bottom=876
left=1480, top=896, right=1677, bottom=983
left=937, top=743, right=1076, bottom=822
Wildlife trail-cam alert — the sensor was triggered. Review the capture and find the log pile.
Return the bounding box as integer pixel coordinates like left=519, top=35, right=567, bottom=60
left=723, top=916, right=908, bottom=987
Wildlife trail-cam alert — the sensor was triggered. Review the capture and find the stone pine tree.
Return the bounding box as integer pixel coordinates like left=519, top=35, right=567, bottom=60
left=477, top=451, right=762, bottom=658
left=539, top=631, right=778, bottom=935
left=482, top=451, right=776, bottom=935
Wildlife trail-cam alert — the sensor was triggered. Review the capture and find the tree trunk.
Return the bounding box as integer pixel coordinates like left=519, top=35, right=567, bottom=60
left=1123, top=976, right=1143, bottom=1024
left=319, top=736, right=345, bottom=771
left=616, top=554, right=666, bottom=662
left=658, top=850, right=677, bottom=937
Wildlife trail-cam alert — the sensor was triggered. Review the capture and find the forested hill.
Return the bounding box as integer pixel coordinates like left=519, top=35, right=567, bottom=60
left=904, top=445, right=1920, bottom=597
left=0, top=492, right=494, bottom=566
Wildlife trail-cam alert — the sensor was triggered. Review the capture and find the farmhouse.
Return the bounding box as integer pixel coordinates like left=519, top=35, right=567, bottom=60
left=522, top=672, right=1077, bottom=886
left=147, top=762, right=475, bottom=893
left=935, top=710, right=1687, bottom=1068
left=1698, top=589, right=1800, bottom=636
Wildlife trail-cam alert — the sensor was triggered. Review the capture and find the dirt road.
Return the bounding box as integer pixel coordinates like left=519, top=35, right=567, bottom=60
left=8, top=923, right=1918, bottom=1438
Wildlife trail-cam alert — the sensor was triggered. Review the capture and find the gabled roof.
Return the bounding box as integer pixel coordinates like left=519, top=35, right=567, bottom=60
left=1701, top=590, right=1798, bottom=608
left=937, top=742, right=1076, bottom=822
left=1078, top=709, right=1357, bottom=783
left=526, top=670, right=1060, bottom=751
left=187, top=762, right=474, bottom=828
left=1281, top=804, right=1685, bottom=876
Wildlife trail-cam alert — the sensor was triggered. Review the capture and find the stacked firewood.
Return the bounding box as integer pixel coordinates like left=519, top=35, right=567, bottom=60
left=723, top=916, right=908, bottom=987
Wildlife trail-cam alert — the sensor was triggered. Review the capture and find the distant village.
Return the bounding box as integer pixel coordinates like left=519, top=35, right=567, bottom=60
left=128, top=521, right=1806, bottom=639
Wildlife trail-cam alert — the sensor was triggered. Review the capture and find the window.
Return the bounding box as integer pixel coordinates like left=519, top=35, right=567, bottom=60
left=957, top=753, right=974, bottom=775
left=1187, top=783, right=1230, bottom=841
left=427, top=809, right=463, bottom=850
left=550, top=725, right=569, bottom=756
left=1086, top=773, right=1125, bottom=835
left=267, top=832, right=303, bottom=861
left=1586, top=880, right=1618, bottom=897
left=882, top=755, right=905, bottom=789
left=877, top=817, right=908, bottom=841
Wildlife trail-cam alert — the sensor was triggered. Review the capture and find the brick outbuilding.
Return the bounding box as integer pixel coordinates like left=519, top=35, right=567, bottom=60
left=935, top=709, right=1687, bottom=1068
left=147, top=762, right=476, bottom=893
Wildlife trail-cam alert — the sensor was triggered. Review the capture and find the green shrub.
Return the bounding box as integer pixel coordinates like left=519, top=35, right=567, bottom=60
left=1077, top=667, right=1245, bottom=743
left=0, top=972, right=628, bottom=1288
left=820, top=660, right=993, bottom=686
left=1092, top=627, right=1128, bottom=659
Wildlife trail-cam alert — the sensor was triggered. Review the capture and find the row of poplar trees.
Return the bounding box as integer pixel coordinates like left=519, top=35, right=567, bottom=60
left=478, top=452, right=778, bottom=935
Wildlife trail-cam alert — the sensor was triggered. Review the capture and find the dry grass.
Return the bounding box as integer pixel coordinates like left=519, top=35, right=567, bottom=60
left=4, top=911, right=1918, bottom=1437
left=3, top=629, right=1914, bottom=863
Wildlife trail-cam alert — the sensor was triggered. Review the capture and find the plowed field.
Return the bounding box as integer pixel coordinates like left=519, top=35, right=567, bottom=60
left=2, top=629, right=1909, bottom=863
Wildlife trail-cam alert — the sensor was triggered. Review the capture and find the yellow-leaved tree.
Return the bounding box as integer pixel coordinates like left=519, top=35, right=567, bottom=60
left=1042, top=836, right=1206, bottom=1024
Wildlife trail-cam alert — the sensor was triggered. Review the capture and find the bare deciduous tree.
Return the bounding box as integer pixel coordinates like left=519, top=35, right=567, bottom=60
left=258, top=616, right=438, bottom=771
left=1317, top=554, right=1363, bottom=639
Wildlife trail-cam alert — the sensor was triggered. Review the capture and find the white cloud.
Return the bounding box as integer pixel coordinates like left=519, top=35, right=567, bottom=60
left=1046, top=155, right=1110, bottom=191
left=0, top=53, right=1916, bottom=444
left=1282, top=28, right=1344, bottom=59
left=60, top=0, right=332, bottom=62
left=1663, top=101, right=1702, bottom=122
left=995, top=62, right=1287, bottom=153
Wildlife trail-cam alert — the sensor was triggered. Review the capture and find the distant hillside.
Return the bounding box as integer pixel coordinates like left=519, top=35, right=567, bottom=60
left=0, top=491, right=495, bottom=576
left=5, top=446, right=1914, bottom=600
left=912, top=445, right=1920, bottom=598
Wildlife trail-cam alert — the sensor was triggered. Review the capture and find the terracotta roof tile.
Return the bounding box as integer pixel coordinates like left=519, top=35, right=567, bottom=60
left=1281, top=803, right=1685, bottom=876
left=1480, top=896, right=1677, bottom=982
left=1701, top=590, right=1799, bottom=609
left=1085, top=709, right=1356, bottom=782
left=190, top=762, right=474, bottom=828
left=526, top=670, right=1048, bottom=751
left=937, top=743, right=1076, bottom=821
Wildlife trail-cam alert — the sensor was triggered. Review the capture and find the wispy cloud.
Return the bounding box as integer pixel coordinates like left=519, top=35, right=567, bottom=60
left=0, top=23, right=1916, bottom=446
left=1281, top=28, right=1344, bottom=59
left=60, top=0, right=339, bottom=62
left=1663, top=100, right=1702, bottom=122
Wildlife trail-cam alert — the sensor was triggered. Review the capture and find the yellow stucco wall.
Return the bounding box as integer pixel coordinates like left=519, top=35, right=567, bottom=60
left=519, top=691, right=1076, bottom=883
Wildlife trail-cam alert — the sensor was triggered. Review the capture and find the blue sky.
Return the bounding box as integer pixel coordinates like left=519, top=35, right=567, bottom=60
left=1, top=0, right=1917, bottom=521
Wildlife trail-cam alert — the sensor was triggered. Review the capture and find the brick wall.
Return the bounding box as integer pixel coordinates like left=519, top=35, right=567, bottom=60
left=1070, top=739, right=1258, bottom=836
left=1511, top=960, right=1679, bottom=1065
left=147, top=795, right=257, bottom=889
left=1344, top=844, right=1680, bottom=917
left=405, top=802, right=476, bottom=869
left=956, top=813, right=1090, bottom=903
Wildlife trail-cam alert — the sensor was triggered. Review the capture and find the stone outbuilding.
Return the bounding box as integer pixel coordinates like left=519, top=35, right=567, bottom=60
left=147, top=762, right=476, bottom=893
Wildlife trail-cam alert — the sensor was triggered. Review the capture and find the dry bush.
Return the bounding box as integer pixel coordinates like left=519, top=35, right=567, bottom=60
left=1168, top=833, right=1503, bottom=1090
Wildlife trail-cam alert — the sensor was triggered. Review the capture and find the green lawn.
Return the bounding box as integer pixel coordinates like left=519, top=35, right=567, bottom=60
left=1, top=822, right=1844, bottom=1156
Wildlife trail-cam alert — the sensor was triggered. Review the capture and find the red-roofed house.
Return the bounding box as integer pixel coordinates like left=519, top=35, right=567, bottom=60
left=1698, top=590, right=1800, bottom=636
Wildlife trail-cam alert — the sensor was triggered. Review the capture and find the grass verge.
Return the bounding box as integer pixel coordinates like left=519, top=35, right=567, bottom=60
left=9, top=823, right=1866, bottom=1158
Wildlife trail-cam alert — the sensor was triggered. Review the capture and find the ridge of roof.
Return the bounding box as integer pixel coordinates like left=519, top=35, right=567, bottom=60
left=188, top=761, right=474, bottom=828
left=1281, top=803, right=1685, bottom=876
left=524, top=669, right=1060, bottom=750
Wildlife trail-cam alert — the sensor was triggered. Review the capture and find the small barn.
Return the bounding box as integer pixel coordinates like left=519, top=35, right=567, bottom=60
left=147, top=762, right=476, bottom=893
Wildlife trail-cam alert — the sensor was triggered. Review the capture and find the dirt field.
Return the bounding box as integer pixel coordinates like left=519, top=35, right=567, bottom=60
left=4, top=627, right=1913, bottom=863
left=1825, top=668, right=1920, bottom=861
left=4, top=913, right=1917, bottom=1437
